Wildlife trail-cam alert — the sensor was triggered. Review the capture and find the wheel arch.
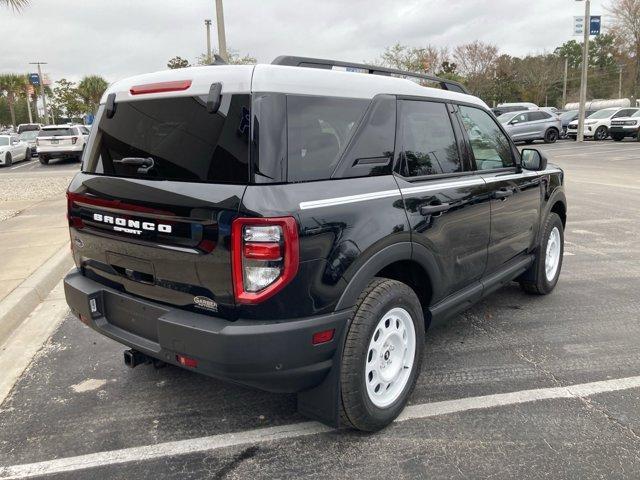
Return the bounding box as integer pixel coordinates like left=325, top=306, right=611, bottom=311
left=336, top=242, right=438, bottom=316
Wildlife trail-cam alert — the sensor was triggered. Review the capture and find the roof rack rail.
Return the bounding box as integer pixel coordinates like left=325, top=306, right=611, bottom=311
left=271, top=56, right=469, bottom=94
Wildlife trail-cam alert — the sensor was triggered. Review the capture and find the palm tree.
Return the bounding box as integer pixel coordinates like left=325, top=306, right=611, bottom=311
left=77, top=75, right=109, bottom=114
left=1, top=0, right=29, bottom=9
left=0, top=74, right=27, bottom=127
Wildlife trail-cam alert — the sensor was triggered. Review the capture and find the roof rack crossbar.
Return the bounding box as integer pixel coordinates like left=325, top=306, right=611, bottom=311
left=271, top=56, right=469, bottom=94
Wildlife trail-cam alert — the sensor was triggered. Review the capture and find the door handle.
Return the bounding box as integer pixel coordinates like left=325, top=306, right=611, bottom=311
left=493, top=188, right=514, bottom=200
left=419, top=203, right=451, bottom=216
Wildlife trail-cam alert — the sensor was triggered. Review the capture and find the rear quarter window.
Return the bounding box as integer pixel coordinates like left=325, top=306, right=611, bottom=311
left=286, top=95, right=368, bottom=182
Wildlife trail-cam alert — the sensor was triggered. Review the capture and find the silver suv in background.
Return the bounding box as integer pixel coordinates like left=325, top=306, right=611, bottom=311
left=498, top=110, right=562, bottom=144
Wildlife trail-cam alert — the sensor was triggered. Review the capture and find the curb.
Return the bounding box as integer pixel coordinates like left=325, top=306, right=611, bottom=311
left=0, top=244, right=73, bottom=346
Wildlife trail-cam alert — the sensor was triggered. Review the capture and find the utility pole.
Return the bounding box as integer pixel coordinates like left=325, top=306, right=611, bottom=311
left=215, top=0, right=228, bottom=61
left=205, top=19, right=212, bottom=64
left=562, top=57, right=569, bottom=109
left=577, top=0, right=590, bottom=142
left=29, top=62, right=49, bottom=125
left=618, top=65, right=623, bottom=99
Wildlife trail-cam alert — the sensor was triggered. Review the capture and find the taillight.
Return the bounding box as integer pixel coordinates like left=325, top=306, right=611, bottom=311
left=66, top=191, right=84, bottom=229
left=231, top=217, right=299, bottom=304
left=71, top=136, right=78, bottom=145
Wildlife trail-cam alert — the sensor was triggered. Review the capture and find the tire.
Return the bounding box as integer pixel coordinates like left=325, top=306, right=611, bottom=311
left=38, top=155, right=49, bottom=165
left=24, top=149, right=29, bottom=161
left=544, top=128, right=558, bottom=144
left=340, top=278, right=425, bottom=431
left=612, top=134, right=624, bottom=142
left=594, top=126, right=608, bottom=141
left=519, top=212, right=564, bottom=295
left=4, top=153, right=12, bottom=167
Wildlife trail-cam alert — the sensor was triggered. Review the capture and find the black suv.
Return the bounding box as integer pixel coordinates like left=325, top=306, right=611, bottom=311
left=64, top=57, right=567, bottom=431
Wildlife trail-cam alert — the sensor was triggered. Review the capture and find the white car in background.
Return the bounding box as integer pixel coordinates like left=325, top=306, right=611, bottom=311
left=566, top=107, right=640, bottom=141
left=19, top=130, right=40, bottom=157
left=36, top=124, right=89, bottom=165
left=0, top=134, right=30, bottom=167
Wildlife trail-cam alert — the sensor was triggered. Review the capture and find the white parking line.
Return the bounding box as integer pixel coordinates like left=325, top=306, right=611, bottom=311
left=8, top=160, right=36, bottom=170
left=2, top=375, right=640, bottom=479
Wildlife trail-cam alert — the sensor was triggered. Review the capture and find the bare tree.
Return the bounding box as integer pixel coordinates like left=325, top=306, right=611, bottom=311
left=378, top=44, right=450, bottom=75
left=607, top=0, right=640, bottom=98
left=453, top=41, right=499, bottom=98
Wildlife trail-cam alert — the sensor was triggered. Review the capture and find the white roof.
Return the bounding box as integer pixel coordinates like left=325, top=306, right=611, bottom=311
left=101, top=63, right=487, bottom=108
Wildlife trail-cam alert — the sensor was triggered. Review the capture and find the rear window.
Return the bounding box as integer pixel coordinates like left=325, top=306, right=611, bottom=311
left=39, top=128, right=73, bottom=137
left=286, top=95, right=368, bottom=182
left=83, top=95, right=250, bottom=183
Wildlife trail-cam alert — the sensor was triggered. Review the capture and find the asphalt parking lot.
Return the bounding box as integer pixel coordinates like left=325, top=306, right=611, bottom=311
left=1, top=140, right=640, bottom=479
left=0, top=157, right=80, bottom=176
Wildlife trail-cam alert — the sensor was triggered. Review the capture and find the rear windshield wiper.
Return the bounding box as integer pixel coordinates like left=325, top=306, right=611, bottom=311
left=113, top=157, right=155, bottom=174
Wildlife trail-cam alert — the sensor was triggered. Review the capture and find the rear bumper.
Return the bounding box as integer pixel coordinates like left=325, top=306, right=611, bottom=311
left=64, top=270, right=349, bottom=393
left=37, top=145, right=83, bottom=157
left=609, top=126, right=639, bottom=136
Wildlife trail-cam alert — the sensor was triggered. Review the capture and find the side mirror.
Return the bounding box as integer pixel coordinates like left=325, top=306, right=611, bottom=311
left=521, top=148, right=547, bottom=171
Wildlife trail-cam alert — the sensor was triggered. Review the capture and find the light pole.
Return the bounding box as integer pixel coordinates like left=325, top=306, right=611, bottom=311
left=29, top=62, right=48, bottom=124
left=205, top=19, right=213, bottom=64
left=562, top=56, right=569, bottom=109
left=215, top=0, right=228, bottom=61
left=618, top=64, right=624, bottom=99
left=576, top=0, right=590, bottom=142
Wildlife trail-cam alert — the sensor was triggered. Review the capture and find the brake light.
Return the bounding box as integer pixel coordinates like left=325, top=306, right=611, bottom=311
left=130, top=80, right=192, bottom=95
left=71, top=136, right=78, bottom=145
left=66, top=191, right=84, bottom=229
left=231, top=217, right=299, bottom=304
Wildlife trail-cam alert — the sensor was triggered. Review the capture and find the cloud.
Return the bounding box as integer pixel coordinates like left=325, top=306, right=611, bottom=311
left=1, top=0, right=605, bottom=83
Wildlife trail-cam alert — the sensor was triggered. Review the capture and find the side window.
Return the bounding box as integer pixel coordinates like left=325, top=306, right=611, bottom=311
left=614, top=109, right=636, bottom=118
left=287, top=95, right=368, bottom=182
left=335, top=95, right=396, bottom=179
left=397, top=100, right=461, bottom=177
left=458, top=105, right=514, bottom=171
left=529, top=111, right=549, bottom=121
left=511, top=112, right=528, bottom=124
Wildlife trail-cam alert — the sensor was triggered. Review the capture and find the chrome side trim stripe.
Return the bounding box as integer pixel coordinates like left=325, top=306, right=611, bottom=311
left=299, top=189, right=400, bottom=210
left=299, top=169, right=561, bottom=210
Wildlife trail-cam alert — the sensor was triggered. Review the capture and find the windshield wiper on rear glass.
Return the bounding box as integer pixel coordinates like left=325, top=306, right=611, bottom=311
left=113, top=157, right=155, bottom=174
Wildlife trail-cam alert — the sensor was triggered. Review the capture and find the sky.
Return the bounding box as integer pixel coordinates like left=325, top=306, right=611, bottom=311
left=2, top=0, right=612, bottom=84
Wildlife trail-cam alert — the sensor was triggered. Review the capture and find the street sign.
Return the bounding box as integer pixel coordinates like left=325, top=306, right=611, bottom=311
left=590, top=15, right=601, bottom=35
left=28, top=73, right=40, bottom=86
left=574, top=15, right=602, bottom=35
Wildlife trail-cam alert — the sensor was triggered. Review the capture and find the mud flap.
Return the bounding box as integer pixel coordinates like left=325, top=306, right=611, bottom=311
left=296, top=317, right=350, bottom=428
